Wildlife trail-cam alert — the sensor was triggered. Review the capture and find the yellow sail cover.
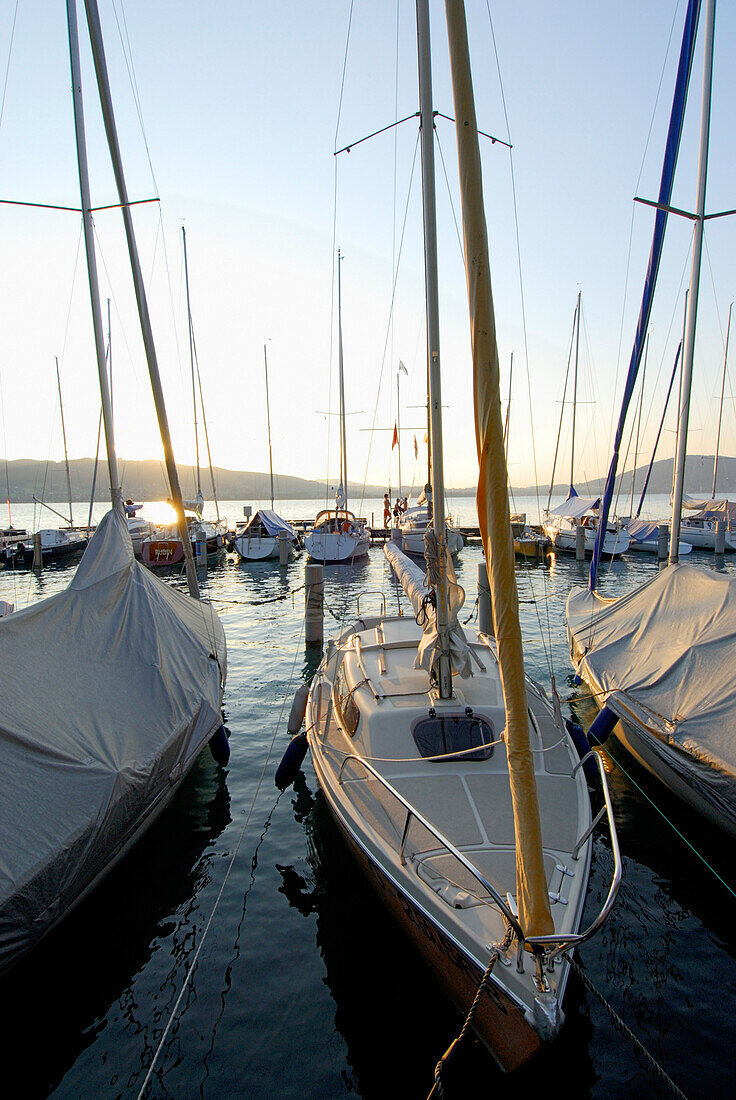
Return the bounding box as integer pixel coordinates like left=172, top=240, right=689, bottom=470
left=444, top=0, right=553, bottom=939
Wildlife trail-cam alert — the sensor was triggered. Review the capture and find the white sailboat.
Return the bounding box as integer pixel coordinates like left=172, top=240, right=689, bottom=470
left=141, top=226, right=227, bottom=568
left=234, top=345, right=300, bottom=561
left=567, top=0, right=736, bottom=836
left=293, top=0, right=619, bottom=1072
left=0, top=0, right=227, bottom=974
left=543, top=293, right=630, bottom=557
left=304, top=251, right=370, bottom=564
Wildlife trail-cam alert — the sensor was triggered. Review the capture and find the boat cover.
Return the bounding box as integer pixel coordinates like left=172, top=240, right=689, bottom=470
left=548, top=495, right=600, bottom=519
left=0, top=509, right=226, bottom=972
left=384, top=541, right=471, bottom=678
left=682, top=496, right=736, bottom=521
left=627, top=519, right=660, bottom=541
left=567, top=564, right=736, bottom=829
left=243, top=509, right=296, bottom=538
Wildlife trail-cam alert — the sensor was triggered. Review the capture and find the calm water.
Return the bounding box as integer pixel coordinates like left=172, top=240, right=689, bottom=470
left=1, top=497, right=735, bottom=1099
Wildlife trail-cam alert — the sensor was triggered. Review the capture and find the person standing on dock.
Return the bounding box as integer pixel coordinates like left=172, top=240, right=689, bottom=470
left=383, top=493, right=391, bottom=527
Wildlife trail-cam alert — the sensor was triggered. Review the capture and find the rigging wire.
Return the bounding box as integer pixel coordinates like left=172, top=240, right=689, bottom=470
left=0, top=0, right=18, bottom=137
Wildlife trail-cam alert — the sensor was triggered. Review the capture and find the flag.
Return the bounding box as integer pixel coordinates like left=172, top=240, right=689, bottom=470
left=413, top=434, right=418, bottom=459
left=392, top=422, right=398, bottom=450
left=399, top=360, right=408, bottom=376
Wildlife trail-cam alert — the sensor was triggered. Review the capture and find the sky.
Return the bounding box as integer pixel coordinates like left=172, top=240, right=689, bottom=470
left=0, top=0, right=734, bottom=503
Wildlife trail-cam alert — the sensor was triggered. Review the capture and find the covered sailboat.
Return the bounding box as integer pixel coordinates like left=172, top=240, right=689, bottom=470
left=567, top=0, right=733, bottom=832
left=544, top=492, right=630, bottom=556
left=233, top=508, right=299, bottom=560
left=0, top=0, right=227, bottom=973
left=298, top=0, right=619, bottom=1072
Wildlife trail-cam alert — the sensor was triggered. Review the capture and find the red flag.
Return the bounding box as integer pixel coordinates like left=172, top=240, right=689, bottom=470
left=392, top=422, right=398, bottom=450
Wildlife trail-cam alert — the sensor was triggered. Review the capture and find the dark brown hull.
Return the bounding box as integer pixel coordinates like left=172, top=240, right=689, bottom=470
left=330, top=805, right=541, bottom=1073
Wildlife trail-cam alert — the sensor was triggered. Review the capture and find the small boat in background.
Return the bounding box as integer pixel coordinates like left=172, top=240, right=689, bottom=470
left=626, top=519, right=691, bottom=555
left=233, top=508, right=300, bottom=560
left=399, top=499, right=464, bottom=557
left=142, top=514, right=227, bottom=568
left=2, top=527, right=87, bottom=569
left=544, top=494, right=630, bottom=556
left=511, top=513, right=548, bottom=559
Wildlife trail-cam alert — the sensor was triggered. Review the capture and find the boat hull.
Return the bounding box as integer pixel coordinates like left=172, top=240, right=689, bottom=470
left=304, top=531, right=370, bottom=563
left=234, top=535, right=279, bottom=560
left=320, top=778, right=542, bottom=1072
left=401, top=526, right=464, bottom=557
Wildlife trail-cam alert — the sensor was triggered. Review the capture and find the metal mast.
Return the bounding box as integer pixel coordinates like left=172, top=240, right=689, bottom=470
left=264, top=343, right=275, bottom=510
left=81, top=0, right=200, bottom=598
left=182, top=225, right=201, bottom=501
left=670, top=0, right=716, bottom=564
left=712, top=301, right=732, bottom=498
left=66, top=0, right=122, bottom=522
left=416, top=0, right=451, bottom=698
left=337, top=250, right=349, bottom=514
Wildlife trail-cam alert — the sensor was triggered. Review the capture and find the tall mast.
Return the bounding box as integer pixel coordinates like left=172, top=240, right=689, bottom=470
left=337, top=250, right=348, bottom=513
left=82, top=0, right=199, bottom=598
left=396, top=366, right=402, bottom=497
left=66, top=0, right=122, bottom=521
left=712, top=301, right=732, bottom=498
left=670, top=0, right=716, bottom=564
left=264, top=343, right=275, bottom=510
left=182, top=225, right=201, bottom=501
left=55, top=356, right=74, bottom=526
left=416, top=0, right=451, bottom=699
left=569, top=290, right=581, bottom=497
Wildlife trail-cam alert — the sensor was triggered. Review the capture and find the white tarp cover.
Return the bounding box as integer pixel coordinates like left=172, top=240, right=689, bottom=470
left=567, top=564, right=736, bottom=829
left=548, top=495, right=600, bottom=519
left=383, top=541, right=472, bottom=678
left=682, top=495, right=736, bottom=521
left=0, top=509, right=226, bottom=972
left=244, top=509, right=297, bottom=539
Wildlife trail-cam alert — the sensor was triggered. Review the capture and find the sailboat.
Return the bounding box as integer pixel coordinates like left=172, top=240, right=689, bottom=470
left=296, top=0, right=619, bottom=1072
left=141, top=226, right=227, bottom=568
left=567, top=0, right=736, bottom=836
left=233, top=344, right=300, bottom=561
left=304, top=251, right=370, bottom=564
left=0, top=0, right=227, bottom=974
left=543, top=293, right=630, bottom=557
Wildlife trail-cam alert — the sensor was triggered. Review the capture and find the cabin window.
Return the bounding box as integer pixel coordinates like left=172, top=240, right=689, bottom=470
left=334, top=666, right=359, bottom=737
left=412, top=713, right=494, bottom=762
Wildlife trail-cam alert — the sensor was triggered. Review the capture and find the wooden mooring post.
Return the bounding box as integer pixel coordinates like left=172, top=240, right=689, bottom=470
left=305, top=563, right=324, bottom=647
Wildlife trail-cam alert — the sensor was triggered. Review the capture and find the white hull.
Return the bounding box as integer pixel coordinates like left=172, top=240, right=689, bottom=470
left=679, top=524, right=736, bottom=550
left=401, top=525, right=464, bottom=557
left=544, top=521, right=629, bottom=557
left=628, top=538, right=692, bottom=555
left=306, top=613, right=606, bottom=1069
left=304, top=530, right=370, bottom=563
left=234, top=535, right=279, bottom=560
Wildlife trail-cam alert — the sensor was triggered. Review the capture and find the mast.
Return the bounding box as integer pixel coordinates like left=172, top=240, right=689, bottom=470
left=416, top=0, right=451, bottom=699
left=264, top=343, right=275, bottom=510
left=82, top=0, right=199, bottom=598
left=55, top=357, right=74, bottom=526
left=66, top=0, right=122, bottom=522
left=444, top=0, right=553, bottom=939
left=396, top=365, right=402, bottom=497
left=629, top=332, right=649, bottom=518
left=182, top=225, right=201, bottom=501
left=670, top=0, right=716, bottom=565
left=569, top=290, right=581, bottom=497
left=712, top=301, right=732, bottom=497
left=503, top=351, right=513, bottom=460
left=337, top=250, right=348, bottom=513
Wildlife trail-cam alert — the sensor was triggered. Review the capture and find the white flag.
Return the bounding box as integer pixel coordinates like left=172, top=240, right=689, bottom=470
left=399, top=360, right=408, bottom=375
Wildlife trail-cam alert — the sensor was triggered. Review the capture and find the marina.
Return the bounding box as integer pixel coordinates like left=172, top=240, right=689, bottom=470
left=0, top=496, right=733, bottom=1098
left=1, top=0, right=735, bottom=1096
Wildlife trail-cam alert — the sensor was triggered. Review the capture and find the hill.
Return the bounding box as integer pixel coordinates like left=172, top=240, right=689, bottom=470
left=0, top=458, right=387, bottom=504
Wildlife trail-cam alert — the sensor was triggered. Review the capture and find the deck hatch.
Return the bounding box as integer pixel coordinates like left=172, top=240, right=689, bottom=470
left=412, top=713, right=494, bottom=762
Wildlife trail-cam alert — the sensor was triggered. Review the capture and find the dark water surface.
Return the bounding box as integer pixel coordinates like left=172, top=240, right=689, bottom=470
left=1, top=500, right=735, bottom=1099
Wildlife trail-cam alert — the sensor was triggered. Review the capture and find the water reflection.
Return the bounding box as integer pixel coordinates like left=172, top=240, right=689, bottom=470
left=1, top=753, right=231, bottom=1099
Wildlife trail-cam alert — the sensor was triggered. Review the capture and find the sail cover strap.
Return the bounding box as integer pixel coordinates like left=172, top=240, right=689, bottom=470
left=589, top=0, right=702, bottom=590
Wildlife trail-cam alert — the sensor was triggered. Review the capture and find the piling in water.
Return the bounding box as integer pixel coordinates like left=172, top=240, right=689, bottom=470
left=305, top=562, right=324, bottom=647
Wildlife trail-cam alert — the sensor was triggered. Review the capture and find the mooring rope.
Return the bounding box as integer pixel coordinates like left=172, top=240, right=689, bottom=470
left=565, top=953, right=690, bottom=1100
left=135, top=609, right=307, bottom=1098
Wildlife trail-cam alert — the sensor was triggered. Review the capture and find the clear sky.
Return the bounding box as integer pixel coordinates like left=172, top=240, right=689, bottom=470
left=0, top=0, right=734, bottom=501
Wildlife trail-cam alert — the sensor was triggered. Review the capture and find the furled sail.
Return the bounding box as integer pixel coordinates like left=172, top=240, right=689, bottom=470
left=384, top=540, right=471, bottom=678
left=444, top=0, right=553, bottom=938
